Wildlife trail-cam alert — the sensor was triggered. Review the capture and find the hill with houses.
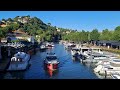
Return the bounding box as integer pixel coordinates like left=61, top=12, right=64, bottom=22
left=0, top=15, right=72, bottom=43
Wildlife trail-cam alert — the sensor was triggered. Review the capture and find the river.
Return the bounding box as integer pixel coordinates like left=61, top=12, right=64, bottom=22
left=0, top=43, right=98, bottom=79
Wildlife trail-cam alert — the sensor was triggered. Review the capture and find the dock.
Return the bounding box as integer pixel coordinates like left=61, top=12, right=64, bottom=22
left=0, top=58, right=10, bottom=72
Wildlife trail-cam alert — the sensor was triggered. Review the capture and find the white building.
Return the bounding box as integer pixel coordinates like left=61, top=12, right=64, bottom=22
left=27, top=36, right=35, bottom=44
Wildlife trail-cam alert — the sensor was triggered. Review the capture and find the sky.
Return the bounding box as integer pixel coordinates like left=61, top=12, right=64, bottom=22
left=0, top=11, right=120, bottom=31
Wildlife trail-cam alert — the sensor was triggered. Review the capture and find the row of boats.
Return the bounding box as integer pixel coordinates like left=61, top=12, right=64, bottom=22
left=6, top=42, right=59, bottom=72
left=5, top=40, right=120, bottom=79
left=62, top=41, right=120, bottom=79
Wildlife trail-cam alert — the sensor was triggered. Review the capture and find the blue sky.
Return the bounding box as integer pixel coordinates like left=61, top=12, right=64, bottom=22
left=0, top=11, right=120, bottom=31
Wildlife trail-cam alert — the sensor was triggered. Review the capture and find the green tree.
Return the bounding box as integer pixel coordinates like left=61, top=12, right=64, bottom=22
left=47, top=23, right=51, bottom=26
left=7, top=18, right=13, bottom=22
left=2, top=19, right=6, bottom=22
left=90, top=29, right=100, bottom=40
left=99, top=29, right=113, bottom=40
left=113, top=26, right=120, bottom=40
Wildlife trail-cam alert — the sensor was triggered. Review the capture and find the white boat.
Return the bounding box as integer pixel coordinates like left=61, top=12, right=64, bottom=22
left=46, top=42, right=54, bottom=48
left=94, top=59, right=120, bottom=75
left=76, top=47, right=90, bottom=59
left=7, top=52, right=30, bottom=71
left=40, top=44, right=46, bottom=50
left=111, top=73, right=120, bottom=79
left=95, top=60, right=110, bottom=66
left=105, top=54, right=118, bottom=59
left=92, top=54, right=108, bottom=60
left=83, top=53, right=108, bottom=63
left=90, top=47, right=103, bottom=54
left=44, top=52, right=59, bottom=70
left=71, top=48, right=80, bottom=56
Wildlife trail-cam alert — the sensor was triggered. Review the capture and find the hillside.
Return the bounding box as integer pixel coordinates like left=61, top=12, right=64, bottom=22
left=0, top=15, right=65, bottom=42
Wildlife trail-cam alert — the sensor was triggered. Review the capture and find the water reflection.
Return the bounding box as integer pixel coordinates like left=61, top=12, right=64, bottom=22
left=45, top=69, right=59, bottom=77
left=72, top=57, right=80, bottom=63
left=4, top=71, right=25, bottom=79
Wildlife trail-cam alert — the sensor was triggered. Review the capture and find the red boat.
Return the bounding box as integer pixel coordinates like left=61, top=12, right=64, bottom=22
left=44, top=53, right=59, bottom=71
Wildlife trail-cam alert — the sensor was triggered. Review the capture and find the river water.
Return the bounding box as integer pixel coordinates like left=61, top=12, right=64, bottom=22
left=0, top=43, right=98, bottom=79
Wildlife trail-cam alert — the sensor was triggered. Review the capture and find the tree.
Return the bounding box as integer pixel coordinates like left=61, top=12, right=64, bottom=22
left=2, top=19, right=6, bottom=22
left=0, top=28, right=6, bottom=42
left=47, top=23, right=51, bottom=26
left=113, top=26, right=120, bottom=40
left=27, top=15, right=30, bottom=18
left=11, top=23, right=20, bottom=30
left=0, top=28, right=4, bottom=38
left=7, top=18, right=13, bottom=22
left=80, top=30, right=88, bottom=42
left=99, top=29, right=113, bottom=40
left=90, top=29, right=100, bottom=40
left=13, top=16, right=20, bottom=22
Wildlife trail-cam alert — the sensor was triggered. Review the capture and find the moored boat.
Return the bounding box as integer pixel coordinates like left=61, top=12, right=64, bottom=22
left=111, top=73, right=120, bottom=79
left=7, top=52, right=30, bottom=71
left=94, top=59, right=120, bottom=75
left=40, top=44, right=46, bottom=51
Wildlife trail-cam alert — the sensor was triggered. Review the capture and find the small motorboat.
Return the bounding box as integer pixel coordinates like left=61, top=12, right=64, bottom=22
left=7, top=52, right=30, bottom=71
left=40, top=44, right=46, bottom=51
left=46, top=42, right=54, bottom=47
left=71, top=48, right=80, bottom=56
left=44, top=52, right=59, bottom=71
left=94, top=59, right=120, bottom=75
left=111, top=72, right=120, bottom=79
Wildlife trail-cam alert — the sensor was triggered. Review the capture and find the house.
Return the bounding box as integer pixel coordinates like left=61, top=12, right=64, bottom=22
left=17, top=17, right=29, bottom=24
left=13, top=30, right=36, bottom=43
left=56, top=28, right=60, bottom=32
left=97, top=40, right=120, bottom=49
left=111, top=41, right=120, bottom=49
left=0, top=22, right=8, bottom=27
left=5, top=30, right=31, bottom=43
left=6, top=32, right=18, bottom=42
left=66, top=31, right=71, bottom=34
left=0, top=24, right=8, bottom=27
left=1, top=38, right=7, bottom=43
left=12, top=30, right=30, bottom=40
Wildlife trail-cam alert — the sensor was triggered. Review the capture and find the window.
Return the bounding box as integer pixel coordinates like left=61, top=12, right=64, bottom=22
left=46, top=56, right=57, bottom=61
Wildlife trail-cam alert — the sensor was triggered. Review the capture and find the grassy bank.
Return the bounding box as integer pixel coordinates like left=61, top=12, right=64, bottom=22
left=101, top=47, right=120, bottom=54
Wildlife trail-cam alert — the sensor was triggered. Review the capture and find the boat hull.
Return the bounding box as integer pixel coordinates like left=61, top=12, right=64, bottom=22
left=7, top=55, right=30, bottom=71
left=44, top=63, right=58, bottom=71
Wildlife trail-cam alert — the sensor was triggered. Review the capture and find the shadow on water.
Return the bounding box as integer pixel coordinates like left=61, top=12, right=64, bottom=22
left=3, top=71, right=25, bottom=79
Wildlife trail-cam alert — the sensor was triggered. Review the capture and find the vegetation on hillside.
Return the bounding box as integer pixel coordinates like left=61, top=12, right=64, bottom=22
left=1, top=15, right=120, bottom=42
